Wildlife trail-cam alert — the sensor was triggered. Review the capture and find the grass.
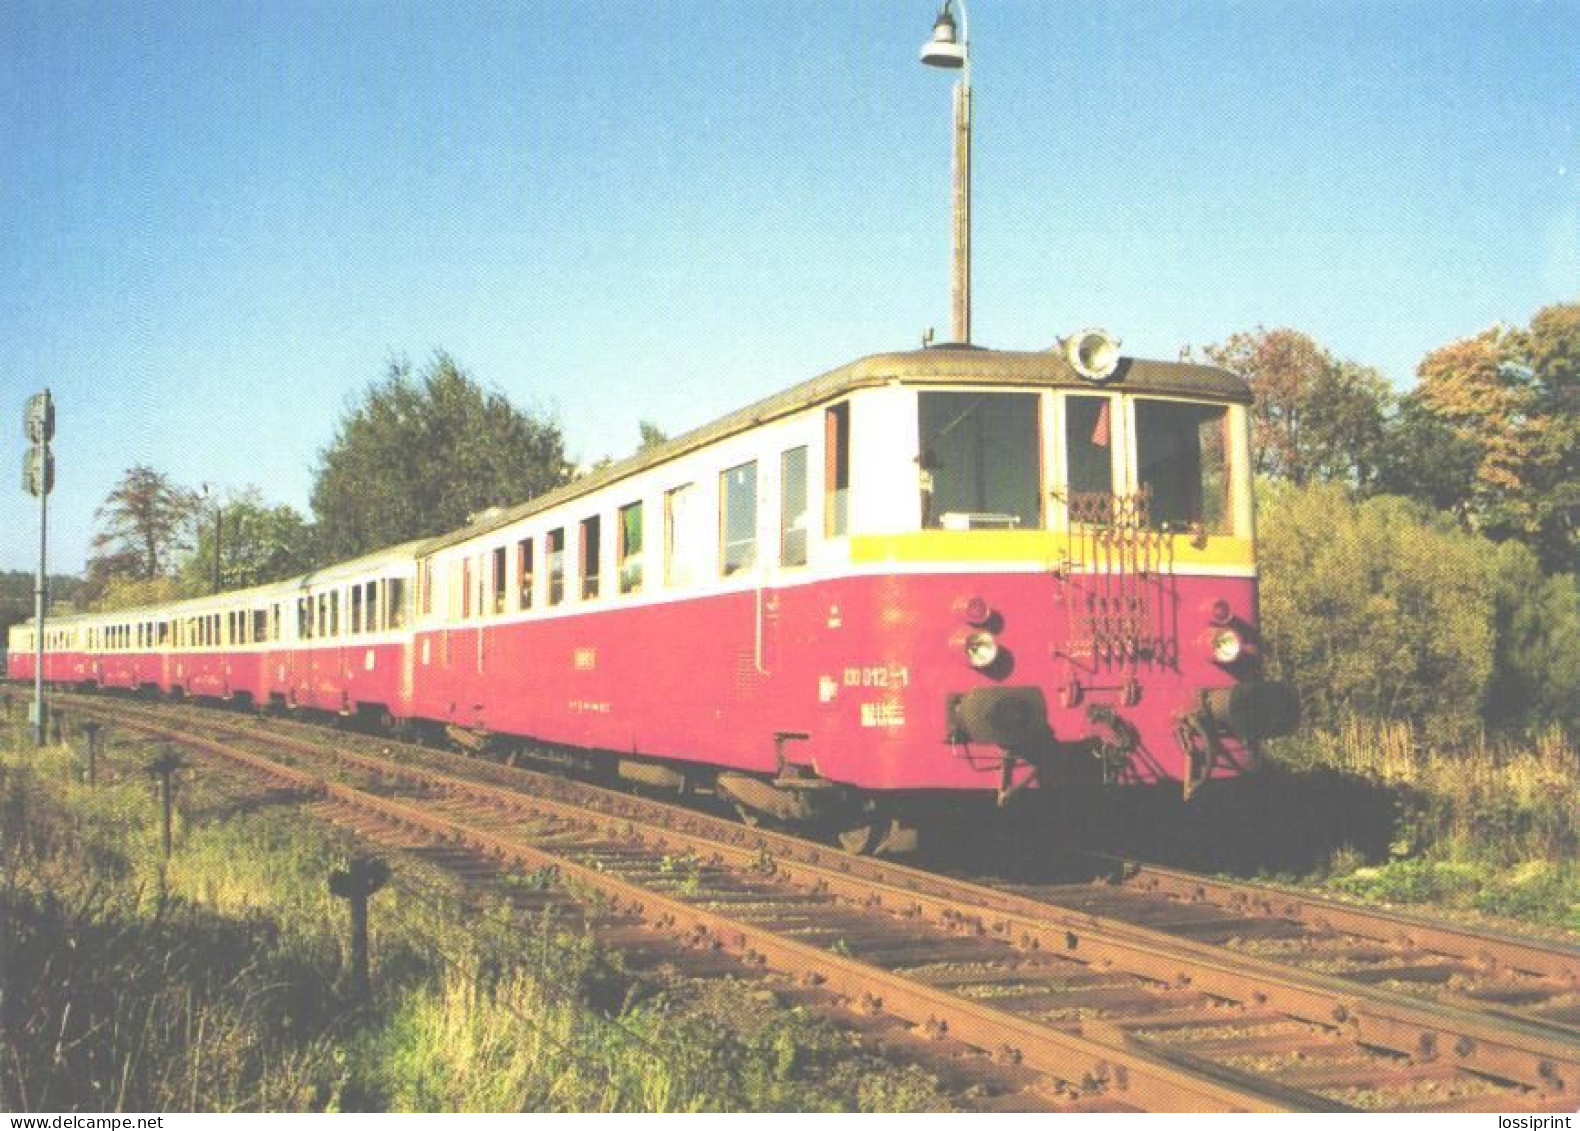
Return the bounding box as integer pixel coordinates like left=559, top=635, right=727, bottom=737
left=1264, top=719, right=1580, bottom=931
left=0, top=717, right=959, bottom=1112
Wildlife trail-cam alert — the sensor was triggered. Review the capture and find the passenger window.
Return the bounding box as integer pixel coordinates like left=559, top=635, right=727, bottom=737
left=1065, top=395, right=1116, bottom=507
left=780, top=445, right=809, bottom=566
left=580, top=515, right=602, bottom=600
left=721, top=461, right=758, bottom=577
left=367, top=581, right=380, bottom=632
left=665, top=484, right=698, bottom=586
left=1135, top=400, right=1232, bottom=534
left=351, top=586, right=364, bottom=633
left=462, top=558, right=472, bottom=619
left=547, top=528, right=566, bottom=605
left=517, top=537, right=534, bottom=609
left=618, top=502, right=643, bottom=594
left=386, top=579, right=403, bottom=629
left=252, top=610, right=266, bottom=642
left=492, top=545, right=508, bottom=613
left=825, top=404, right=849, bottom=536
left=917, top=391, right=1040, bottom=529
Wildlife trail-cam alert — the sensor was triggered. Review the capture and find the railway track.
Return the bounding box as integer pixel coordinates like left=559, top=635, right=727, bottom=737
left=47, top=693, right=1580, bottom=1112
left=1019, top=859, right=1580, bottom=1036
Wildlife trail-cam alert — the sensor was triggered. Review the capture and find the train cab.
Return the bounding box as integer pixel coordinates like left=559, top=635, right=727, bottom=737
left=789, top=343, right=1297, bottom=808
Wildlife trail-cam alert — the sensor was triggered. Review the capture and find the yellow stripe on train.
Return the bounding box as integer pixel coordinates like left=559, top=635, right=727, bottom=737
left=849, top=531, right=1256, bottom=570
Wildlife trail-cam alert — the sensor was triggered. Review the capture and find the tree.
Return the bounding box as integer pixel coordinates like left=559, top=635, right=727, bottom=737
left=1411, top=305, right=1580, bottom=570
left=182, top=489, right=317, bottom=593
left=638, top=420, right=668, bottom=453
left=1413, top=325, right=1529, bottom=531
left=87, top=466, right=200, bottom=594
left=1204, top=327, right=1391, bottom=487
left=1520, top=303, right=1580, bottom=571
left=311, top=353, right=571, bottom=561
left=1372, top=394, right=1483, bottom=517
left=1483, top=541, right=1580, bottom=735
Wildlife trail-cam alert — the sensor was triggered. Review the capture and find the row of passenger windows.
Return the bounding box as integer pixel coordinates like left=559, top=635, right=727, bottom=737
left=66, top=577, right=410, bottom=651
left=296, top=579, right=408, bottom=641
left=421, top=408, right=849, bottom=623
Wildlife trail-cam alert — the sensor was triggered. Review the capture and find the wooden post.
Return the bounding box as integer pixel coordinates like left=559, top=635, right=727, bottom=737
left=329, top=857, right=390, bottom=1004
left=146, top=749, right=184, bottom=859
left=80, top=720, right=103, bottom=785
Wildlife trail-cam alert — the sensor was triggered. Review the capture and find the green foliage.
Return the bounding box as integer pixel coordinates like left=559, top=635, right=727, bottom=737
left=637, top=420, right=668, bottom=453
left=182, top=489, right=318, bottom=594
left=0, top=571, right=82, bottom=638
left=87, top=465, right=200, bottom=591
left=1329, top=858, right=1483, bottom=905
left=90, top=574, right=186, bottom=613
left=0, top=727, right=956, bottom=1113
left=1204, top=327, right=1392, bottom=487
left=1372, top=394, right=1483, bottom=516
left=1407, top=304, right=1580, bottom=571
left=1265, top=720, right=1578, bottom=863
left=1483, top=542, right=1580, bottom=734
left=1326, top=857, right=1580, bottom=931
left=1257, top=481, right=1493, bottom=739
left=311, top=353, right=571, bottom=562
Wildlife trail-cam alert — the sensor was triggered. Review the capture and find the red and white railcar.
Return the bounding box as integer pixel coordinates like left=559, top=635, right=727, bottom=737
left=8, top=344, right=1295, bottom=847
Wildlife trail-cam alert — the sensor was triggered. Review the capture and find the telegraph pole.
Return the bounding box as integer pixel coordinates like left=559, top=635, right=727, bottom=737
left=23, top=391, right=54, bottom=747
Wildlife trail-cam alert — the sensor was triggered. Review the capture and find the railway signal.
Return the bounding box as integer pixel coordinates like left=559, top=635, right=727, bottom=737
left=146, top=747, right=185, bottom=860
left=330, top=856, right=391, bottom=1004
left=22, top=390, right=53, bottom=746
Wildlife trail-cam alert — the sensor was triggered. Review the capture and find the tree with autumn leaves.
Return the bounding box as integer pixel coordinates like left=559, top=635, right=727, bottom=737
left=1204, top=328, right=1391, bottom=489
left=1210, top=303, right=1580, bottom=739
left=1206, top=303, right=1579, bottom=573
left=1411, top=305, right=1580, bottom=573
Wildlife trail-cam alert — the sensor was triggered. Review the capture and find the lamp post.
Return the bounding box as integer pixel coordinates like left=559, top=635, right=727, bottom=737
left=919, top=0, right=971, bottom=346
left=201, top=482, right=222, bottom=594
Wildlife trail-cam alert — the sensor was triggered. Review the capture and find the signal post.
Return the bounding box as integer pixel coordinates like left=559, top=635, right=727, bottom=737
left=23, top=390, right=54, bottom=746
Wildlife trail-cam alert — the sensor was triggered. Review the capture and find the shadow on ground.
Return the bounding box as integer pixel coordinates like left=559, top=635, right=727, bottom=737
left=918, top=767, right=1406, bottom=885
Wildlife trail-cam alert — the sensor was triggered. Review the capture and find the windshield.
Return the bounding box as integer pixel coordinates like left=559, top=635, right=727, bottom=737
left=917, top=391, right=1041, bottom=530
left=1134, top=399, right=1231, bottom=533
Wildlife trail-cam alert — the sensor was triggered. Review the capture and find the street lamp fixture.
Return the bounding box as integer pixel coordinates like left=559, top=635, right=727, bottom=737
left=919, top=0, right=971, bottom=345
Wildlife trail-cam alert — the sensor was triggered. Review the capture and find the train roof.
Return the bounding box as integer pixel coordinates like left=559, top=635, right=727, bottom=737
left=17, top=539, right=426, bottom=628
left=421, top=345, right=1251, bottom=554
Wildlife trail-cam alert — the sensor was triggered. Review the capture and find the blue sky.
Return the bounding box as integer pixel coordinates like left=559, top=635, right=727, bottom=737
left=1, top=1, right=1575, bottom=573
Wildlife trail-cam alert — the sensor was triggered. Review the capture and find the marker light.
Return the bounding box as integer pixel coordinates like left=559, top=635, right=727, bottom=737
left=1210, top=626, right=1244, bottom=665
left=1208, top=599, right=1233, bottom=626
left=953, top=595, right=992, bottom=626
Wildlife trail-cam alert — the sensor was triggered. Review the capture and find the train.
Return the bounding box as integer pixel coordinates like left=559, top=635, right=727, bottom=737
left=7, top=338, right=1297, bottom=851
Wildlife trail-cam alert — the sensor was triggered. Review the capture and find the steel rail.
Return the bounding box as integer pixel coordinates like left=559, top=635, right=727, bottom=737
left=66, top=696, right=1580, bottom=1110
left=1083, top=854, right=1580, bottom=985
left=100, top=714, right=1303, bottom=1112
